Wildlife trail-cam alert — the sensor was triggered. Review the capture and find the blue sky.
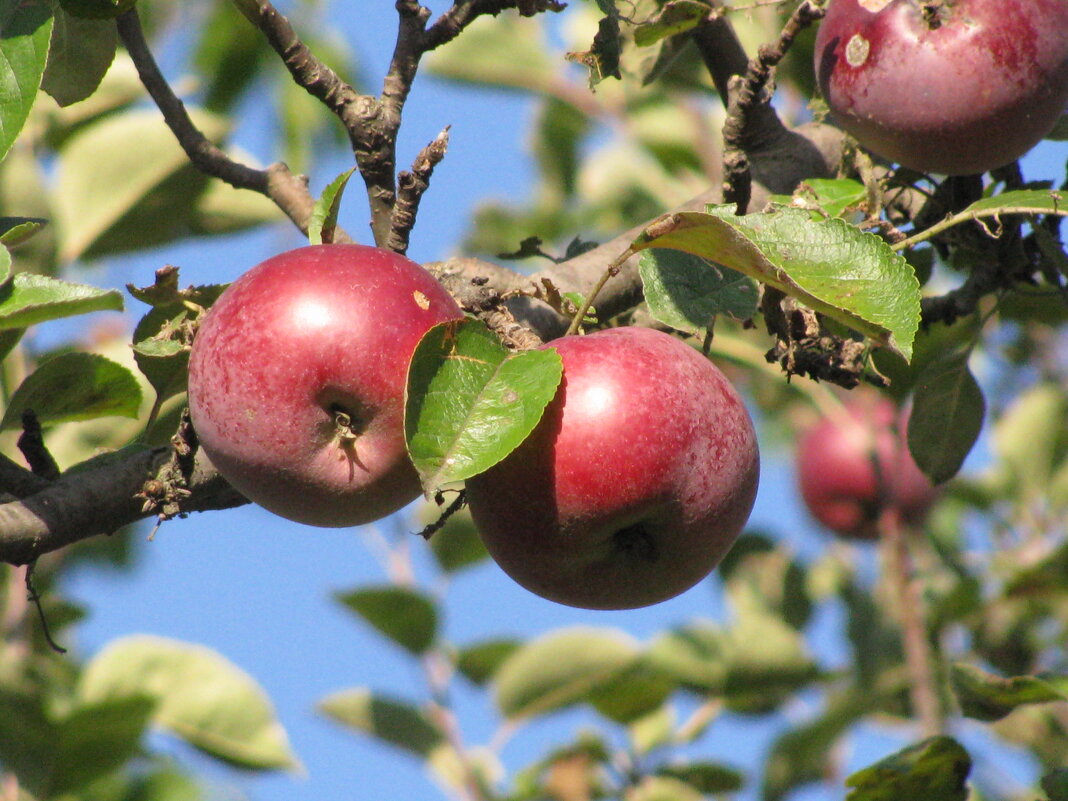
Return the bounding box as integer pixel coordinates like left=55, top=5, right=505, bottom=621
left=52, top=2, right=1067, bottom=800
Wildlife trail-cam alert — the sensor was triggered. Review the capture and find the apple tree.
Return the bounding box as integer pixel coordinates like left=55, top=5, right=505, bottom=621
left=1, top=0, right=1068, bottom=799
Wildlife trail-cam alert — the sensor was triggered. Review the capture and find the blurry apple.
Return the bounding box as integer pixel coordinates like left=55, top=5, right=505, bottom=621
left=815, top=0, right=1068, bottom=175
left=188, top=244, right=462, bottom=527
left=465, top=327, right=759, bottom=610
left=795, top=395, right=937, bottom=539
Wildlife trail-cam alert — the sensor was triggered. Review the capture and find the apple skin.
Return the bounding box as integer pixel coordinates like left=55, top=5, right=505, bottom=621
left=795, top=396, right=938, bottom=539
left=465, top=327, right=759, bottom=610
left=187, top=244, right=463, bottom=527
left=815, top=0, right=1068, bottom=175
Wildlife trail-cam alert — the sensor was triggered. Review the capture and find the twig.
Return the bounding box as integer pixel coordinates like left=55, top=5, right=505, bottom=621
left=721, top=0, right=825, bottom=212
left=415, top=489, right=466, bottom=540
left=24, top=562, right=66, bottom=654
left=16, top=410, right=59, bottom=481
left=116, top=7, right=322, bottom=235
left=881, top=507, right=943, bottom=738
left=387, top=127, right=451, bottom=255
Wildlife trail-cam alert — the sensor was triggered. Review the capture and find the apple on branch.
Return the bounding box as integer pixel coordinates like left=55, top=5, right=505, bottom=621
left=465, top=326, right=760, bottom=610
left=795, top=394, right=938, bottom=540
left=815, top=0, right=1068, bottom=175
left=188, top=244, right=463, bottom=527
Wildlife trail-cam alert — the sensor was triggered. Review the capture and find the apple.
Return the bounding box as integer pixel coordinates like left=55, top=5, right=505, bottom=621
left=464, top=327, right=759, bottom=610
left=795, top=395, right=938, bottom=539
left=814, top=0, right=1068, bottom=175
left=187, top=244, right=463, bottom=527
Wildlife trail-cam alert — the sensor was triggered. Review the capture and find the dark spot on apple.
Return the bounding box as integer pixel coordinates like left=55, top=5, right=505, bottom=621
left=612, top=523, right=659, bottom=563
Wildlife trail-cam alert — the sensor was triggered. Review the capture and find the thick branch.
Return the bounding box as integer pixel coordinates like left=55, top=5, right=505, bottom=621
left=387, top=127, right=451, bottom=254
left=0, top=449, right=246, bottom=566
left=117, top=8, right=322, bottom=235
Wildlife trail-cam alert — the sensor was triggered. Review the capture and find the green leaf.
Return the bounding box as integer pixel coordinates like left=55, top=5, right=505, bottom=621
left=845, top=736, right=971, bottom=801
left=633, top=0, right=714, bottom=46
left=456, top=638, right=522, bottom=686
left=0, top=0, right=53, bottom=162
left=907, top=348, right=984, bottom=483
left=426, top=506, right=489, bottom=574
left=405, top=318, right=563, bottom=492
left=0, top=272, right=123, bottom=329
left=962, top=188, right=1068, bottom=216
left=318, top=688, right=443, bottom=757
left=0, top=244, right=9, bottom=287
left=49, top=696, right=156, bottom=796
left=588, top=659, right=676, bottom=723
left=950, top=662, right=1068, bottom=722
left=629, top=704, right=676, bottom=755
left=657, top=762, right=744, bottom=794
left=131, top=307, right=194, bottom=404
left=79, top=635, right=298, bottom=771
left=0, top=217, right=47, bottom=248
left=990, top=383, right=1068, bottom=500
left=336, top=585, right=438, bottom=655
left=793, top=178, right=869, bottom=218
left=630, top=205, right=921, bottom=359
left=494, top=627, right=638, bottom=719
left=40, top=4, right=116, bottom=106
left=308, top=167, right=355, bottom=245
left=0, top=327, right=23, bottom=362
left=639, top=249, right=759, bottom=333
left=0, top=352, right=142, bottom=429
left=54, top=108, right=229, bottom=262
left=425, top=15, right=555, bottom=93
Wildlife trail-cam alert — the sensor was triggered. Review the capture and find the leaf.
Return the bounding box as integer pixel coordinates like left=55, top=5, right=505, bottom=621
left=907, top=348, right=984, bottom=483
left=989, top=382, right=1068, bottom=500
left=845, top=736, right=971, bottom=801
left=494, top=627, right=638, bottom=719
left=950, top=662, right=1068, bottom=722
left=308, top=167, right=355, bottom=245
left=0, top=273, right=123, bottom=329
left=629, top=705, right=676, bottom=755
left=456, top=638, right=522, bottom=686
left=40, top=4, right=116, bottom=106
left=336, top=585, right=438, bottom=655
left=962, top=188, right=1068, bottom=217
left=318, top=688, right=443, bottom=757
left=587, top=659, right=676, bottom=723
left=0, top=0, right=53, bottom=162
left=132, top=307, right=193, bottom=404
left=793, top=178, right=869, bottom=218
left=639, top=248, right=759, bottom=333
left=627, top=775, right=705, bottom=801
left=425, top=14, right=555, bottom=93
left=0, top=244, right=9, bottom=287
left=630, top=205, right=922, bottom=359
left=79, top=635, right=298, bottom=770
left=0, top=217, right=46, bottom=248
left=48, top=696, right=156, bottom=796
left=657, top=762, right=744, bottom=794
left=426, top=506, right=489, bottom=574
left=54, top=108, right=229, bottom=262
left=405, top=318, right=563, bottom=491
left=126, top=264, right=228, bottom=310
left=633, top=0, right=715, bottom=46
left=0, top=352, right=142, bottom=429
left=1043, top=768, right=1068, bottom=801
left=565, top=15, right=622, bottom=89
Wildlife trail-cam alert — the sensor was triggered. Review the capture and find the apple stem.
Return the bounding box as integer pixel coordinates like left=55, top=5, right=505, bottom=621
left=565, top=249, right=632, bottom=336
left=880, top=506, right=943, bottom=738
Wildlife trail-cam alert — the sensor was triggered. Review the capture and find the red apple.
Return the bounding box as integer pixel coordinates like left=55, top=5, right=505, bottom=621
left=814, top=0, right=1068, bottom=175
left=795, top=395, right=938, bottom=539
left=464, top=327, right=759, bottom=610
left=187, top=244, right=463, bottom=527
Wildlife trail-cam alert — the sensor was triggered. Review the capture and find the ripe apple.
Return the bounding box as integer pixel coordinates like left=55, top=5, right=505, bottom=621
left=795, top=395, right=938, bottom=539
left=464, top=327, right=760, bottom=610
left=814, top=0, right=1068, bottom=175
left=187, top=244, right=463, bottom=527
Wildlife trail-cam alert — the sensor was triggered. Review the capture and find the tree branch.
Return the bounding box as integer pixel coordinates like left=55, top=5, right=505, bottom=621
left=117, top=7, right=321, bottom=235
left=387, top=127, right=451, bottom=255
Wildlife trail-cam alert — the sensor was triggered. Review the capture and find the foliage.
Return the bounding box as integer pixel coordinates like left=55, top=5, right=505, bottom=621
left=1, top=0, right=1067, bottom=800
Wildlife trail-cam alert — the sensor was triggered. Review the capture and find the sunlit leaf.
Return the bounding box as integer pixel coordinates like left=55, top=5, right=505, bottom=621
left=0, top=217, right=46, bottom=248
left=405, top=318, right=562, bottom=492
left=0, top=273, right=123, bottom=329
left=845, top=736, right=971, bottom=801
left=0, top=352, right=142, bottom=429
left=494, top=627, right=638, bottom=719
left=633, top=0, right=715, bottom=46
left=630, top=205, right=921, bottom=359
left=308, top=167, right=355, bottom=245
left=79, top=635, right=298, bottom=770
left=318, top=688, right=442, bottom=756
left=0, top=0, right=53, bottom=162
left=336, top=585, right=438, bottom=655
left=950, top=662, right=1068, bottom=722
